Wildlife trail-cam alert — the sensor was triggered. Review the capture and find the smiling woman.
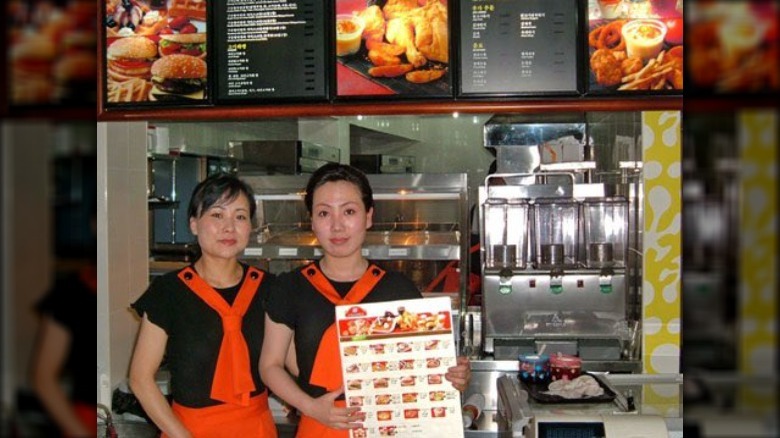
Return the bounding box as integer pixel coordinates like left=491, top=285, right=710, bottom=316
left=128, top=173, right=279, bottom=437
left=260, top=163, right=471, bottom=438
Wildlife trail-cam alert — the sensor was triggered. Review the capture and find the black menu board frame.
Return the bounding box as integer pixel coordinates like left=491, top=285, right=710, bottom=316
left=584, top=0, right=683, bottom=95
left=333, top=0, right=455, bottom=101
left=456, top=0, right=584, bottom=98
left=101, top=0, right=214, bottom=109
left=213, top=0, right=329, bottom=104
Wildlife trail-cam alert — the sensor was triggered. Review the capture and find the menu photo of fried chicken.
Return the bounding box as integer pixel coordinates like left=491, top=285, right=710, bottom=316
left=399, top=375, right=417, bottom=387
left=395, top=341, right=412, bottom=353
left=374, top=393, right=395, bottom=405
left=104, top=0, right=208, bottom=103
left=687, top=2, right=778, bottom=93
left=372, top=377, right=390, bottom=389
left=587, top=0, right=683, bottom=92
left=347, top=379, right=363, bottom=390
left=335, top=0, right=451, bottom=97
left=401, top=392, right=418, bottom=403
left=430, top=407, right=447, bottom=418
left=403, top=409, right=420, bottom=419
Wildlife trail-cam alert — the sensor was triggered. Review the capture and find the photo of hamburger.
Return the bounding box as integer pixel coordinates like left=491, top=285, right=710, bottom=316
left=149, top=53, right=207, bottom=101
left=158, top=32, right=206, bottom=58
left=54, top=51, right=98, bottom=103
left=10, top=34, right=56, bottom=77
left=106, top=36, right=158, bottom=81
left=9, top=34, right=56, bottom=103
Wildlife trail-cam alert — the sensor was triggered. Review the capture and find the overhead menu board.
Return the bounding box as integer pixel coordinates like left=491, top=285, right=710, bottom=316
left=458, top=0, right=579, bottom=96
left=214, top=0, right=327, bottom=102
left=335, top=0, right=453, bottom=99
left=103, top=0, right=210, bottom=106
left=586, top=0, right=683, bottom=93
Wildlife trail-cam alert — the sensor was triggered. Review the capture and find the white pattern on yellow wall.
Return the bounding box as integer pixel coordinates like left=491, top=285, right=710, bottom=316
left=640, top=111, right=681, bottom=417
left=738, top=110, right=777, bottom=412
left=642, top=111, right=681, bottom=375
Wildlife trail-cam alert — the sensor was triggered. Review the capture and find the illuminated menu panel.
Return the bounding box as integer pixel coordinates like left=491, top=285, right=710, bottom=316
left=214, top=0, right=327, bottom=102
left=459, top=0, right=579, bottom=96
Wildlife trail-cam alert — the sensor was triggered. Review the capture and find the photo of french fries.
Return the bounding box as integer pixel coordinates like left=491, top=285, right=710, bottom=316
left=617, top=47, right=683, bottom=90
left=588, top=18, right=683, bottom=92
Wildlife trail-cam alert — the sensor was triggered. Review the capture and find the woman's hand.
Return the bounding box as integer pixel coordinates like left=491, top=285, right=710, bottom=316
left=304, top=387, right=364, bottom=430
left=445, top=356, right=472, bottom=392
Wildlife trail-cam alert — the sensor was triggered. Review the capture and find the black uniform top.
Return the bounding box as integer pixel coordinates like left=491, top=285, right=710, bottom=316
left=36, top=270, right=96, bottom=405
left=265, top=261, right=421, bottom=398
left=131, top=263, right=271, bottom=408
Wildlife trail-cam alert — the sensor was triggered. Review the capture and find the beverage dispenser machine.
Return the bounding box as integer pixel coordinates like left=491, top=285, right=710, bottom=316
left=479, top=114, right=640, bottom=372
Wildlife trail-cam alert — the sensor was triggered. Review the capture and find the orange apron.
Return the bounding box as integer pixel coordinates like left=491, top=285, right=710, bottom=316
left=296, top=263, right=385, bottom=438
left=172, top=266, right=276, bottom=437
left=166, top=392, right=277, bottom=438
left=70, top=402, right=97, bottom=438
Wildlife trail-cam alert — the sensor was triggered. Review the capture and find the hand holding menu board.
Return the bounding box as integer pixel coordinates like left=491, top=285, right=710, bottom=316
left=336, top=297, right=464, bottom=438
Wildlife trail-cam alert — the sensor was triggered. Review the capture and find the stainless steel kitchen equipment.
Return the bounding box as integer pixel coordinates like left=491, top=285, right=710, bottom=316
left=351, top=154, right=415, bottom=174
left=240, top=172, right=470, bottom=326
left=479, top=115, right=641, bottom=372
left=147, top=150, right=240, bottom=262
left=229, top=140, right=341, bottom=174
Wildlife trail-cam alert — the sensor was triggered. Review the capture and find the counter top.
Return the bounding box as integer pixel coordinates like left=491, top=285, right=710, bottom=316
left=464, top=360, right=683, bottom=437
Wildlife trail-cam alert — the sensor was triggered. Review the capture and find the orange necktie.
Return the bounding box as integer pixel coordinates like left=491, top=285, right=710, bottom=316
left=178, top=266, right=263, bottom=406
left=301, top=263, right=385, bottom=392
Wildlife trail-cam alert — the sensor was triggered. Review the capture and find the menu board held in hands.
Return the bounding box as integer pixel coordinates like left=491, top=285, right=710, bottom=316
left=336, top=297, right=464, bottom=438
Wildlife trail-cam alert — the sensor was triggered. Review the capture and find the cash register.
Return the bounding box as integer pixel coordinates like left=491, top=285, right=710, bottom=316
left=531, top=414, right=668, bottom=438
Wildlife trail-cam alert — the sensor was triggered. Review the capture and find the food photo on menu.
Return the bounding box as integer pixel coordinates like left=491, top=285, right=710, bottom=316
left=587, top=0, right=683, bottom=92
left=104, top=0, right=208, bottom=104
left=335, top=0, right=452, bottom=98
left=687, top=1, right=778, bottom=94
left=336, top=297, right=464, bottom=438
left=6, top=0, right=96, bottom=106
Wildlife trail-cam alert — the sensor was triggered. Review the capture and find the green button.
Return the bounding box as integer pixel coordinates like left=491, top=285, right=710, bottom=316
left=600, top=284, right=613, bottom=293
left=550, top=285, right=563, bottom=294
left=499, top=285, right=512, bottom=295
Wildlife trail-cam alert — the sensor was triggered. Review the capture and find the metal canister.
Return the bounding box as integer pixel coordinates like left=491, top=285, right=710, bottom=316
left=588, top=242, right=614, bottom=265
left=540, top=243, right=565, bottom=266
left=491, top=244, right=517, bottom=268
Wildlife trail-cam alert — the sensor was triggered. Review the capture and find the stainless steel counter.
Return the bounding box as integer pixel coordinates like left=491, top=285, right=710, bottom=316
left=463, top=360, right=683, bottom=437
left=97, top=415, right=298, bottom=438
left=98, top=361, right=682, bottom=437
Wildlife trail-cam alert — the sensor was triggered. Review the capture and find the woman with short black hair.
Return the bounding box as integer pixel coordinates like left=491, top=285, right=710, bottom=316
left=130, top=173, right=277, bottom=437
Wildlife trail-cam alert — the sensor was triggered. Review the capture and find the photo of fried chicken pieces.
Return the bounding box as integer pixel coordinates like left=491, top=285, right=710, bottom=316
left=347, top=0, right=448, bottom=84
left=687, top=2, right=778, bottom=92
left=588, top=20, right=683, bottom=91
